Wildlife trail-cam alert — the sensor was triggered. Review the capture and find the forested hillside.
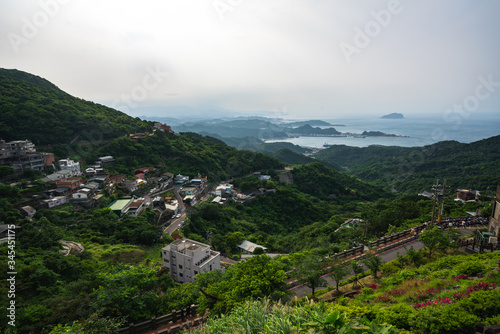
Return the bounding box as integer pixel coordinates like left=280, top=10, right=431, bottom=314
left=314, top=136, right=500, bottom=194
left=81, top=131, right=284, bottom=180
left=0, top=68, right=151, bottom=145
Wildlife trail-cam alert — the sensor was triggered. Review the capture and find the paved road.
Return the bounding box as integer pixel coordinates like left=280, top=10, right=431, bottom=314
left=164, top=212, right=186, bottom=235
left=290, top=227, right=479, bottom=298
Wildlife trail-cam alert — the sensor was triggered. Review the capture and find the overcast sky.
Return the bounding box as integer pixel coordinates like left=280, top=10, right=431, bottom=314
left=1, top=0, right=500, bottom=119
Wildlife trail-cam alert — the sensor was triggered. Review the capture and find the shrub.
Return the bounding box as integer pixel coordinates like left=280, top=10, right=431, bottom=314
left=386, top=288, right=407, bottom=297
left=381, top=262, right=399, bottom=276
left=483, top=314, right=500, bottom=326
left=411, top=303, right=479, bottom=334
left=485, top=267, right=500, bottom=285
left=376, top=304, right=416, bottom=330
left=377, top=294, right=392, bottom=303
left=429, top=269, right=450, bottom=278
left=397, top=269, right=416, bottom=281
left=327, top=304, right=373, bottom=321
left=457, top=289, right=500, bottom=319
left=456, top=261, right=486, bottom=276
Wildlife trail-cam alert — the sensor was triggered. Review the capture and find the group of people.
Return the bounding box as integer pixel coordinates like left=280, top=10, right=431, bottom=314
left=408, top=216, right=488, bottom=238
left=437, top=216, right=489, bottom=229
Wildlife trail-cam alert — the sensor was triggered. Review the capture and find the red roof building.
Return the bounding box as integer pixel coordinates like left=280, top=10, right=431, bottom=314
left=134, top=173, right=145, bottom=180
left=135, top=167, right=155, bottom=175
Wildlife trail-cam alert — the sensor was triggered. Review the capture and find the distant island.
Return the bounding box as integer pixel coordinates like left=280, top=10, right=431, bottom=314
left=287, top=120, right=345, bottom=127
left=361, top=131, right=408, bottom=138
left=381, top=113, right=404, bottom=119
left=286, top=124, right=342, bottom=137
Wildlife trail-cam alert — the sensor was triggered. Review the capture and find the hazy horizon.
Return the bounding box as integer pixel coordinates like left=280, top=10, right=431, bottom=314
left=2, top=1, right=500, bottom=120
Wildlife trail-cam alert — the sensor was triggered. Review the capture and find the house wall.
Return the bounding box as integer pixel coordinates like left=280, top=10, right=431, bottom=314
left=162, top=239, right=221, bottom=283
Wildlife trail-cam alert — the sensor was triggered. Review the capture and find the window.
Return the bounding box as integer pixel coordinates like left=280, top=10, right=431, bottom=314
left=210, top=264, right=212, bottom=271
left=179, top=273, right=183, bottom=277
left=179, top=264, right=183, bottom=269
left=194, top=270, right=198, bottom=275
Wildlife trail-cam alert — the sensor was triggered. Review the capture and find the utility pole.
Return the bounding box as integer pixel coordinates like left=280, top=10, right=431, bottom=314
left=431, top=179, right=449, bottom=226
left=437, top=179, right=450, bottom=225
left=431, top=179, right=439, bottom=226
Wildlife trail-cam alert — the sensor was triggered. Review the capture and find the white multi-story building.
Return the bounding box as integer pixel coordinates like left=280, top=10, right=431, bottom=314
left=58, top=159, right=81, bottom=175
left=162, top=239, right=221, bottom=283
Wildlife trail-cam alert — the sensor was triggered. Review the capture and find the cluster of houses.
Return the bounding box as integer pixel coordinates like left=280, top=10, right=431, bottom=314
left=1, top=139, right=172, bottom=219
left=418, top=188, right=481, bottom=204
left=126, top=122, right=172, bottom=141
left=22, top=157, right=119, bottom=212
left=178, top=175, right=208, bottom=204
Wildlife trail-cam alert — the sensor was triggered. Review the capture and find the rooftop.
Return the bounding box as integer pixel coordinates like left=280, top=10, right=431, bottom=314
left=128, top=200, right=144, bottom=209
left=238, top=240, right=267, bottom=253
left=163, top=238, right=212, bottom=255
left=108, top=198, right=132, bottom=211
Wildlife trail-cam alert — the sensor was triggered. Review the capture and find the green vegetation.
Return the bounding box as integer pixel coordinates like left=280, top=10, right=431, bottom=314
left=196, top=255, right=290, bottom=315
left=296, top=254, right=328, bottom=298
left=83, top=131, right=284, bottom=180
left=418, top=227, right=459, bottom=258
left=0, top=68, right=152, bottom=145
left=362, top=131, right=405, bottom=137
left=191, top=299, right=398, bottom=334
left=271, top=149, right=342, bottom=171
left=314, top=136, right=500, bottom=193
left=288, top=124, right=341, bottom=136
left=183, top=162, right=394, bottom=254
left=173, top=118, right=288, bottom=139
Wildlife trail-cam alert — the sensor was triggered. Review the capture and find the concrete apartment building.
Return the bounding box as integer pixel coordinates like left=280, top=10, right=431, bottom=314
left=162, top=239, right=221, bottom=283
left=0, top=140, right=45, bottom=171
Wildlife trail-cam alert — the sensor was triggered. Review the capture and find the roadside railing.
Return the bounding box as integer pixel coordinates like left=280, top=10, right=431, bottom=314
left=117, top=305, right=204, bottom=334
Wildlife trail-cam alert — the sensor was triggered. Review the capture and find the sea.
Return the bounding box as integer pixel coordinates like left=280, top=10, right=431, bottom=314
left=265, top=113, right=500, bottom=148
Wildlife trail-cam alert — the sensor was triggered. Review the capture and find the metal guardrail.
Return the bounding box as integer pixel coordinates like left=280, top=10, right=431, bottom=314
left=117, top=305, right=202, bottom=334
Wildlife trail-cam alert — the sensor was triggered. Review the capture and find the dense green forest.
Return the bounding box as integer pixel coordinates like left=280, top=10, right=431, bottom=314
left=0, top=68, right=151, bottom=145
left=314, top=136, right=500, bottom=194
left=78, top=131, right=284, bottom=180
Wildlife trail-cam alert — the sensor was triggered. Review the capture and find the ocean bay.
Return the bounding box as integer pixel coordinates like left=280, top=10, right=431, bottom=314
left=267, top=115, right=500, bottom=148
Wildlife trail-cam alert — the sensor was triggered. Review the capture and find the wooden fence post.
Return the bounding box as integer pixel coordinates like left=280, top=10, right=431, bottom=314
left=171, top=310, right=177, bottom=323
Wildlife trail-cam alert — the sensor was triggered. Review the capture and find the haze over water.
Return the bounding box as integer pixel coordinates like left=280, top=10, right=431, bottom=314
left=266, top=113, right=500, bottom=148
